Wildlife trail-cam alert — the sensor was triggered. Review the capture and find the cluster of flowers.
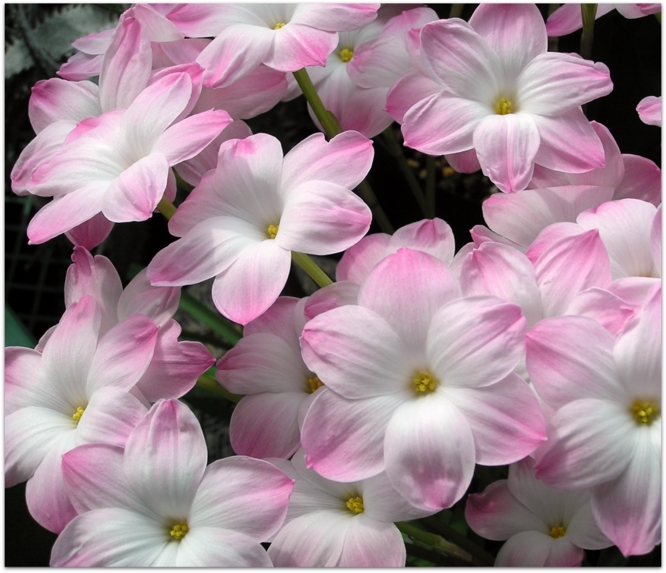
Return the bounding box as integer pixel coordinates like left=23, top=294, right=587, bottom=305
left=7, top=2, right=662, bottom=567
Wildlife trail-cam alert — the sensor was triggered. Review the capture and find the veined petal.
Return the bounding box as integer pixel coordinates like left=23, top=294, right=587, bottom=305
left=5, top=347, right=61, bottom=414
left=266, top=23, right=337, bottom=71
left=191, top=456, right=293, bottom=540
left=384, top=396, right=476, bottom=511
left=651, top=205, right=661, bottom=276
left=304, top=281, right=361, bottom=320
left=174, top=527, right=273, bottom=567
left=65, top=214, right=115, bottom=253
left=385, top=70, right=441, bottom=124
left=495, top=531, right=563, bottom=567
left=291, top=3, right=380, bottom=31
left=123, top=400, right=207, bottom=518
left=117, top=269, right=179, bottom=326
left=29, top=79, right=101, bottom=133
left=615, top=154, right=662, bottom=205
left=474, top=112, right=540, bottom=193
left=517, top=52, right=612, bottom=116
left=50, top=508, right=168, bottom=567
left=362, top=471, right=436, bottom=523
left=337, top=516, right=406, bottom=567
left=336, top=233, right=391, bottom=283
left=546, top=3, right=615, bottom=36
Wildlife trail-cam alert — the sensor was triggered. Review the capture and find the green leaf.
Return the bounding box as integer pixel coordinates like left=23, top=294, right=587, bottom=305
left=5, top=306, right=35, bottom=348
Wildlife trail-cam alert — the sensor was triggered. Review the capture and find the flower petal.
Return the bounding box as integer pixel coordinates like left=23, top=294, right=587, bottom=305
left=495, top=530, right=557, bottom=566
left=174, top=527, right=273, bottom=566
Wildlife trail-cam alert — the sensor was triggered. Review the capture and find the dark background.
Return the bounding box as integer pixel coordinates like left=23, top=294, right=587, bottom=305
left=5, top=4, right=661, bottom=566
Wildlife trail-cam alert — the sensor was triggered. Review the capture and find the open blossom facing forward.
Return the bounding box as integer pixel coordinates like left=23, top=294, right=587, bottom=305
left=50, top=400, right=294, bottom=566
left=147, top=131, right=373, bottom=324
left=393, top=3, right=613, bottom=192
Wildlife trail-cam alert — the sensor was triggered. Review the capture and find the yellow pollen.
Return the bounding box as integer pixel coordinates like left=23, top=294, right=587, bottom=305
left=169, top=523, right=189, bottom=540
left=345, top=496, right=364, bottom=514
left=339, top=48, right=354, bottom=63
left=307, top=376, right=324, bottom=393
left=495, top=97, right=513, bottom=115
left=72, top=406, right=85, bottom=423
left=274, top=22, right=286, bottom=30
left=267, top=224, right=279, bottom=239
left=550, top=524, right=566, bottom=539
left=413, top=371, right=437, bottom=394
left=630, top=399, right=660, bottom=425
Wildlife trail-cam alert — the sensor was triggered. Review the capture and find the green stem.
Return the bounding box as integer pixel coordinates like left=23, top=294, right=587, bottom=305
left=291, top=252, right=333, bottom=288
left=395, top=522, right=472, bottom=563
left=547, top=4, right=560, bottom=52
left=196, top=374, right=242, bottom=403
left=580, top=4, right=597, bottom=60
left=292, top=68, right=394, bottom=234
left=449, top=4, right=464, bottom=18
left=157, top=197, right=177, bottom=220
left=425, top=155, right=436, bottom=218
left=179, top=291, right=242, bottom=345
left=655, top=12, right=661, bottom=23
left=421, top=516, right=495, bottom=566
left=381, top=128, right=428, bottom=217
left=174, top=171, right=194, bottom=192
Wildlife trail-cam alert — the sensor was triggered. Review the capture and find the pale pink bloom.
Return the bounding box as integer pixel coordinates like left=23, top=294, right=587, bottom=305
left=50, top=399, right=294, bottom=566
left=5, top=296, right=158, bottom=532
left=526, top=285, right=661, bottom=556
left=546, top=3, right=661, bottom=37
left=283, top=5, right=410, bottom=137
left=305, top=218, right=457, bottom=320
left=167, top=3, right=380, bottom=88
left=267, top=449, right=434, bottom=566
left=637, top=95, right=662, bottom=127
left=528, top=121, right=662, bottom=205
left=58, top=246, right=214, bottom=401
left=147, top=131, right=373, bottom=325
left=24, top=71, right=231, bottom=245
left=466, top=457, right=612, bottom=566
left=300, top=248, right=545, bottom=511
left=396, top=4, right=613, bottom=193
left=216, top=297, right=324, bottom=459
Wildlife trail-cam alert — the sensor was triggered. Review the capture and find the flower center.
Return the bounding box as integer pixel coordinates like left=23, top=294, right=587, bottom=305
left=630, top=399, right=660, bottom=425
left=345, top=496, right=364, bottom=514
left=550, top=524, right=566, bottom=539
left=169, top=523, right=189, bottom=541
left=72, top=406, right=86, bottom=424
left=339, top=48, right=354, bottom=63
left=307, top=376, right=324, bottom=394
left=413, top=370, right=437, bottom=394
left=494, top=97, right=513, bottom=115
left=267, top=224, right=279, bottom=239
left=274, top=22, right=286, bottom=30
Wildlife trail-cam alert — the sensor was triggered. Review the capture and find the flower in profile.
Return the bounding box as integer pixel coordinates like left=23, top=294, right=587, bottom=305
left=267, top=449, right=435, bottom=566
left=147, top=131, right=373, bottom=325
left=396, top=4, right=613, bottom=192
left=466, top=457, right=612, bottom=566
left=50, top=399, right=294, bottom=566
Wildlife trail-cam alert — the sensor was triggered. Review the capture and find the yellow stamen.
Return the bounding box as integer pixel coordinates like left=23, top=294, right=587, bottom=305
left=339, top=48, right=354, bottom=63
left=345, top=496, right=364, bottom=514
left=630, top=399, right=660, bottom=425
left=495, top=97, right=513, bottom=115
left=72, top=406, right=85, bottom=424
left=413, top=370, right=437, bottom=394
left=169, top=523, right=189, bottom=540
left=274, top=22, right=286, bottom=30
left=550, top=524, right=566, bottom=539
left=307, top=376, right=324, bottom=393
left=267, top=224, right=279, bottom=239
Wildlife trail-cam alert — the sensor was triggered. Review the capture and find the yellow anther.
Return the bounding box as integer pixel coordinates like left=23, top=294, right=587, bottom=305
left=274, top=22, right=286, bottom=30
left=495, top=97, right=513, bottom=115
left=72, top=406, right=85, bottom=424
left=550, top=524, right=566, bottom=539
left=413, top=371, right=437, bottom=394
left=339, top=48, right=354, bottom=63
left=630, top=399, right=660, bottom=425
left=169, top=523, right=189, bottom=540
left=443, top=166, right=456, bottom=177
left=345, top=496, right=364, bottom=514
left=307, top=376, right=324, bottom=393
left=267, top=224, right=279, bottom=239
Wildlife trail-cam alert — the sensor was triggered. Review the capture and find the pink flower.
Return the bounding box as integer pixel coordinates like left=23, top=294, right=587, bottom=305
left=50, top=399, right=294, bottom=566
left=396, top=4, right=613, bottom=192
left=526, top=285, right=661, bottom=556
left=637, top=95, right=662, bottom=127
left=300, top=248, right=545, bottom=511
left=267, top=449, right=434, bottom=566
left=24, top=71, right=231, bottom=245
left=147, top=131, right=373, bottom=325
left=546, top=4, right=661, bottom=37
left=216, top=297, right=323, bottom=458
left=5, top=296, right=158, bottom=532
left=466, top=457, right=612, bottom=566
left=168, top=3, right=380, bottom=88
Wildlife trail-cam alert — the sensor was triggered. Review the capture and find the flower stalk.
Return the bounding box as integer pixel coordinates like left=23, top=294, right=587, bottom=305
left=395, top=521, right=473, bottom=563
left=580, top=4, right=597, bottom=60
left=196, top=373, right=242, bottom=403
left=292, top=252, right=333, bottom=288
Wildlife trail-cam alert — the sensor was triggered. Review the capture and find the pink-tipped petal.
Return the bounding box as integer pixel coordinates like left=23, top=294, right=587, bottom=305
left=637, top=95, right=662, bottom=127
